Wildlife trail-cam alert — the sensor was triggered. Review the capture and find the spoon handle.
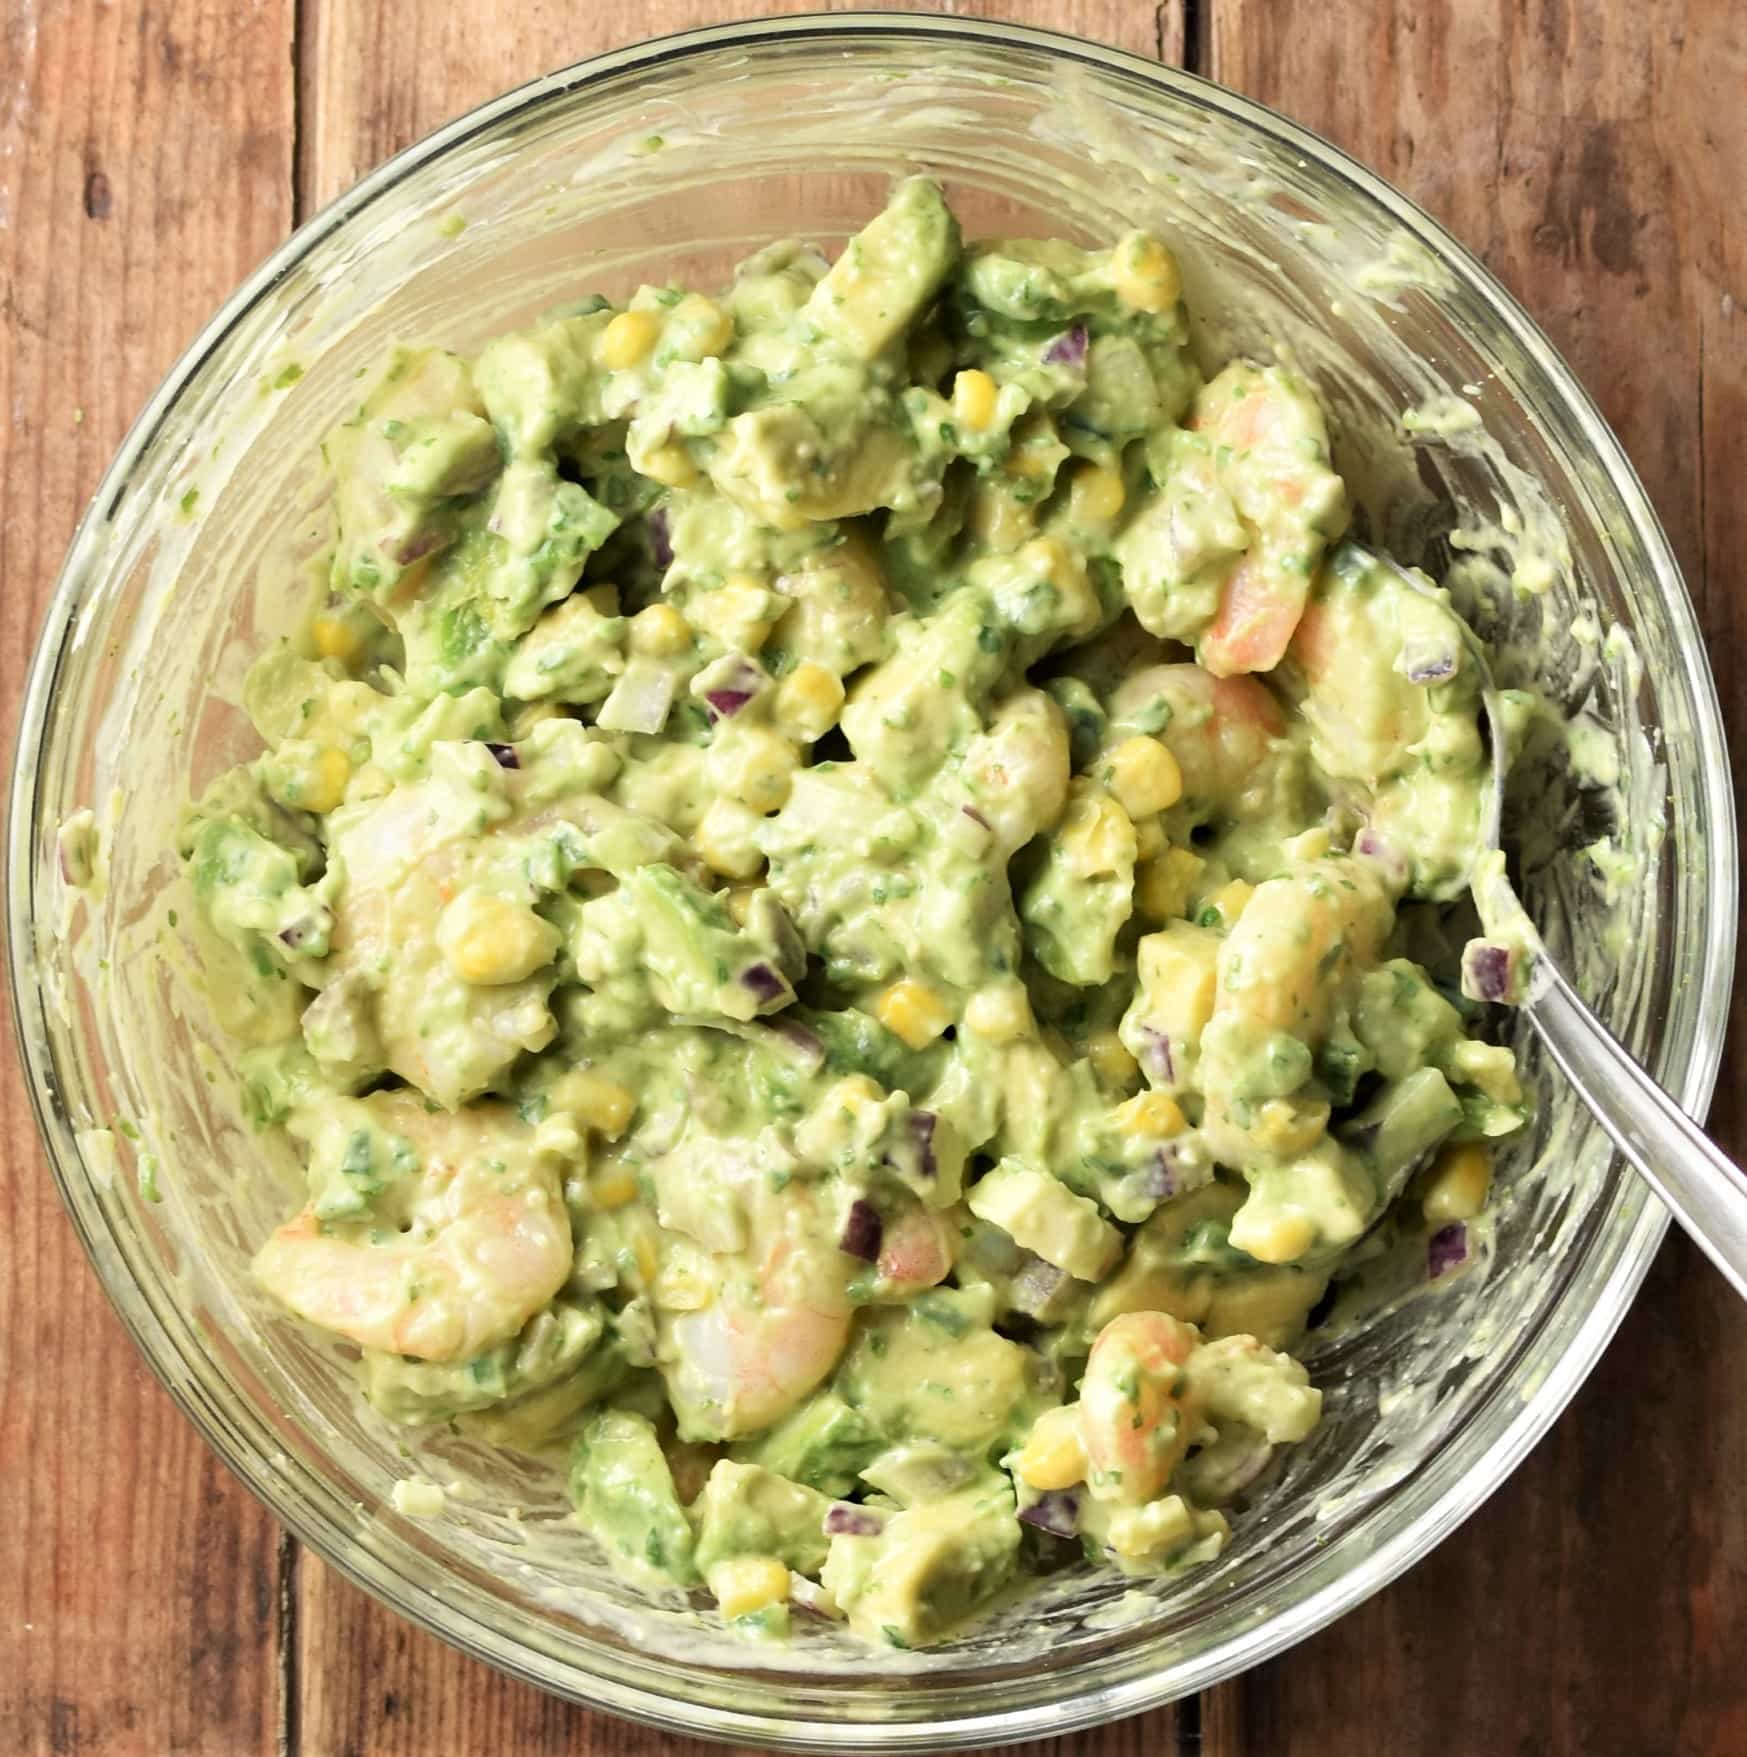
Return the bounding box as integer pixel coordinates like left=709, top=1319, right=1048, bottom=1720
left=1529, top=964, right=1747, bottom=1297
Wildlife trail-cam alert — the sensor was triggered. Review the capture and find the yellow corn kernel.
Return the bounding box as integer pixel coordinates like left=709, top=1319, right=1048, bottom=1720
left=1232, top=1207, right=1318, bottom=1266
left=1113, top=1090, right=1187, bottom=1140
left=1133, top=814, right=1167, bottom=861
left=654, top=1269, right=715, bottom=1312
left=553, top=1070, right=637, bottom=1139
left=707, top=572, right=780, bottom=654
left=1135, top=848, right=1203, bottom=922
left=302, top=746, right=352, bottom=814
left=1061, top=783, right=1136, bottom=877
left=1020, top=534, right=1097, bottom=630
left=1253, top=1097, right=1330, bottom=1158
left=773, top=662, right=846, bottom=743
left=597, top=308, right=661, bottom=370
left=311, top=613, right=361, bottom=664
left=672, top=293, right=735, bottom=358
left=963, top=983, right=1033, bottom=1044
left=875, top=978, right=953, bottom=1050
left=1021, top=534, right=1081, bottom=588
left=1106, top=736, right=1183, bottom=818
left=952, top=367, right=999, bottom=433
left=724, top=884, right=760, bottom=927
left=1205, top=879, right=1255, bottom=927
left=1112, top=230, right=1182, bottom=313
left=640, top=442, right=698, bottom=488
left=438, top=890, right=559, bottom=986
left=693, top=797, right=765, bottom=880
left=1069, top=463, right=1126, bottom=526
left=629, top=602, right=690, bottom=657
left=709, top=1556, right=791, bottom=1620
left=633, top=1231, right=659, bottom=1287
left=1422, top=1142, right=1493, bottom=1224
left=711, top=726, right=797, bottom=815
left=590, top=1168, right=640, bottom=1212
left=1087, top=1031, right=1139, bottom=1086
left=1013, top=1405, right=1088, bottom=1492
left=823, top=1073, right=886, bottom=1117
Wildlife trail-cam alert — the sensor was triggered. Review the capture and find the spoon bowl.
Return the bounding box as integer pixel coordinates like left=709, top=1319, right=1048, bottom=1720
left=1355, top=541, right=1747, bottom=1299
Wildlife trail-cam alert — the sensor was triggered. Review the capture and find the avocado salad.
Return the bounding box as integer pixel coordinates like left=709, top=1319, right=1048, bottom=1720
left=181, top=178, right=1527, bottom=1649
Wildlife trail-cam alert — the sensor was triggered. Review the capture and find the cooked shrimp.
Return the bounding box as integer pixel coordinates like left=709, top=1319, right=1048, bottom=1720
left=1186, top=362, right=1347, bottom=678
left=324, top=772, right=562, bottom=1107
left=1079, top=1310, right=1202, bottom=1506
left=658, top=1180, right=853, bottom=1440
left=253, top=1094, right=572, bottom=1362
left=1213, top=852, right=1395, bottom=1040
left=871, top=1202, right=958, bottom=1300
left=1107, top=663, right=1285, bottom=819
left=957, top=688, right=1072, bottom=853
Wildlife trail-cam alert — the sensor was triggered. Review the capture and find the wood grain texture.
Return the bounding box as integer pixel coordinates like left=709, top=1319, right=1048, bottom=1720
left=0, top=4, right=297, bottom=1754
left=1204, top=2, right=1747, bottom=1750
left=10, top=0, right=1747, bottom=1751
left=295, top=0, right=1178, bottom=214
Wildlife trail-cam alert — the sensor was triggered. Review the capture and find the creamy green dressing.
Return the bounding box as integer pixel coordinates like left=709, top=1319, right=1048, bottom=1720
left=176, top=180, right=1527, bottom=1649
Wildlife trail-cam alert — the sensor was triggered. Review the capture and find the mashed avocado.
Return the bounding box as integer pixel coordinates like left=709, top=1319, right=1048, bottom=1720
left=184, top=180, right=1526, bottom=1647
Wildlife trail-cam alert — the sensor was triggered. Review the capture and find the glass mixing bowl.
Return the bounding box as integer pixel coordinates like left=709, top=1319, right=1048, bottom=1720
left=8, top=15, right=1735, bottom=1750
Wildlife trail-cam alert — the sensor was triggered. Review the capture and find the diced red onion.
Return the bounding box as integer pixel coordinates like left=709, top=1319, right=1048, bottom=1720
left=1137, top=1028, right=1175, bottom=1084
left=392, top=528, right=445, bottom=565
left=1354, top=828, right=1407, bottom=885
left=1140, top=1146, right=1179, bottom=1200
left=908, top=1111, right=937, bottom=1177
left=647, top=506, right=673, bottom=570
left=961, top=805, right=991, bottom=829
left=1463, top=940, right=1515, bottom=1004
left=705, top=688, right=754, bottom=720
left=1018, top=1489, right=1080, bottom=1537
left=823, top=1500, right=886, bottom=1537
left=1042, top=325, right=1088, bottom=367
left=1403, top=648, right=1458, bottom=685
left=483, top=741, right=519, bottom=769
left=839, top=1200, right=883, bottom=1263
left=695, top=653, right=767, bottom=722
left=277, top=914, right=322, bottom=950
left=1428, top=1222, right=1469, bottom=1279
left=740, top=962, right=790, bottom=1005
left=595, top=664, right=675, bottom=734
left=1009, top=1253, right=1066, bottom=1317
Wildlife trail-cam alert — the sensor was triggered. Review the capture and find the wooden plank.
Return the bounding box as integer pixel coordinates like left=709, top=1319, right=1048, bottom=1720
left=290, top=5, right=1185, bottom=1751
left=0, top=3, right=297, bottom=1755
left=1203, top=2, right=1747, bottom=1752
left=295, top=0, right=1178, bottom=211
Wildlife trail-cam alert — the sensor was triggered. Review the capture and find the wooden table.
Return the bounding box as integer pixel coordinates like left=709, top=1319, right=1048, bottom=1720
left=4, top=3, right=1743, bottom=1752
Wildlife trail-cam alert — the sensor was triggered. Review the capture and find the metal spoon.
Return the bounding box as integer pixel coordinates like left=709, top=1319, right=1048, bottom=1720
left=1355, top=543, right=1747, bottom=1297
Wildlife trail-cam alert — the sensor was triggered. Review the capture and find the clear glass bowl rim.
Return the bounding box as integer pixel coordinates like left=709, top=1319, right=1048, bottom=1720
left=7, top=12, right=1736, bottom=1749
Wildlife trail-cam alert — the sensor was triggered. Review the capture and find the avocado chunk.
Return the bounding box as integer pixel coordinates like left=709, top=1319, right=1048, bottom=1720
left=1343, top=1065, right=1463, bottom=1199
left=820, top=1477, right=1022, bottom=1648
left=692, top=1461, right=833, bottom=1578
left=568, top=1408, right=699, bottom=1585
left=738, top=1392, right=883, bottom=1498
left=574, top=863, right=796, bottom=1022
left=967, top=1159, right=1123, bottom=1282
left=803, top=177, right=962, bottom=360
left=837, top=1287, right=1039, bottom=1461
